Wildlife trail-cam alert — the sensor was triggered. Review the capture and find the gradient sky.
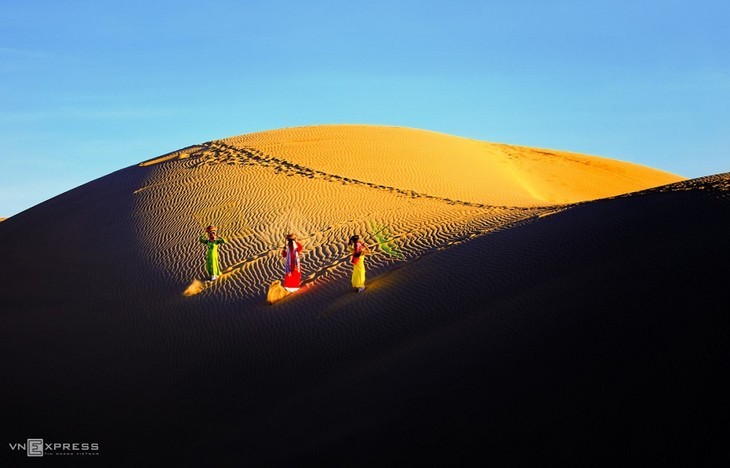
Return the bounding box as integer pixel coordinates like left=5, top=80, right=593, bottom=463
left=1, top=0, right=728, bottom=217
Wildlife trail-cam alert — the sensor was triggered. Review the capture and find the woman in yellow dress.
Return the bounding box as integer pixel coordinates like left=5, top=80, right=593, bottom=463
left=348, top=234, right=371, bottom=292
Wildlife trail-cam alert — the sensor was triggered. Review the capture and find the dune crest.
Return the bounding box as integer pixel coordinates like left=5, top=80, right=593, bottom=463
left=218, top=125, right=683, bottom=206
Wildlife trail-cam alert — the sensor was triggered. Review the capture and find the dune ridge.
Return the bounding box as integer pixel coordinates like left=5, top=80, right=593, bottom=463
left=220, top=125, right=683, bottom=205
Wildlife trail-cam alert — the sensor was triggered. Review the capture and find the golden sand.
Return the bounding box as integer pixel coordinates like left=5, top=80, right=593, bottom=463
left=134, top=125, right=682, bottom=301
left=220, top=125, right=682, bottom=206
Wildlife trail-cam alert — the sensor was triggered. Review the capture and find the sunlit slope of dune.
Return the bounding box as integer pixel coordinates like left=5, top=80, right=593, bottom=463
left=220, top=125, right=683, bottom=206
left=128, top=124, right=684, bottom=303
left=134, top=141, right=555, bottom=302
left=0, top=124, right=685, bottom=309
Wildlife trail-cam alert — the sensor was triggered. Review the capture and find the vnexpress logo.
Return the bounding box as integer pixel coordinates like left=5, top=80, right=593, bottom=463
left=27, top=438, right=44, bottom=457
left=9, top=438, right=100, bottom=457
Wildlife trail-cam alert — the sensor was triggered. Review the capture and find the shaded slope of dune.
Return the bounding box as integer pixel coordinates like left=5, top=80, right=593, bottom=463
left=260, top=173, right=730, bottom=466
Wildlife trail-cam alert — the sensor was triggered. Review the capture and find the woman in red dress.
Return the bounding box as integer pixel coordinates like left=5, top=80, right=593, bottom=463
left=281, top=233, right=303, bottom=292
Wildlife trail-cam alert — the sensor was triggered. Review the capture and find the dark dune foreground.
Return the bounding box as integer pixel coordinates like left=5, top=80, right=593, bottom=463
left=2, top=161, right=729, bottom=465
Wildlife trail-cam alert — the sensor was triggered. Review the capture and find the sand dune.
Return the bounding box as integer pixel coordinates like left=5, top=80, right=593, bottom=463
left=220, top=125, right=682, bottom=205
left=131, top=125, right=681, bottom=304
left=1, top=125, right=726, bottom=465
left=135, top=139, right=553, bottom=303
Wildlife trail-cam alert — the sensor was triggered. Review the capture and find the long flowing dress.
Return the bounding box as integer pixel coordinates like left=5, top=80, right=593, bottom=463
left=282, top=241, right=303, bottom=292
left=350, top=241, right=368, bottom=289
left=200, top=235, right=226, bottom=277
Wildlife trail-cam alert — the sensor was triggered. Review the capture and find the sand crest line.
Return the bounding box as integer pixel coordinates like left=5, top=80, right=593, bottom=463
left=585, top=171, right=730, bottom=202
left=145, top=140, right=558, bottom=211
left=138, top=145, right=207, bottom=167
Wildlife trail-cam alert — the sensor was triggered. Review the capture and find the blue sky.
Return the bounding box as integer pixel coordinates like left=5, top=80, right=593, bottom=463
left=1, top=0, right=728, bottom=217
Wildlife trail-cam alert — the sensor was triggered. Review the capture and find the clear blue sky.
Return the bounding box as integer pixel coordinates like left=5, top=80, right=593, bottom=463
left=1, top=0, right=728, bottom=217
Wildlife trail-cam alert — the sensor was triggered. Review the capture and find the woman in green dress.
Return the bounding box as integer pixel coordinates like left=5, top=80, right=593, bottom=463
left=200, top=225, right=226, bottom=281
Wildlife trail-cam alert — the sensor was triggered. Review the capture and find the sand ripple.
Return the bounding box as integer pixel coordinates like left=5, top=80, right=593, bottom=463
left=134, top=141, right=557, bottom=303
